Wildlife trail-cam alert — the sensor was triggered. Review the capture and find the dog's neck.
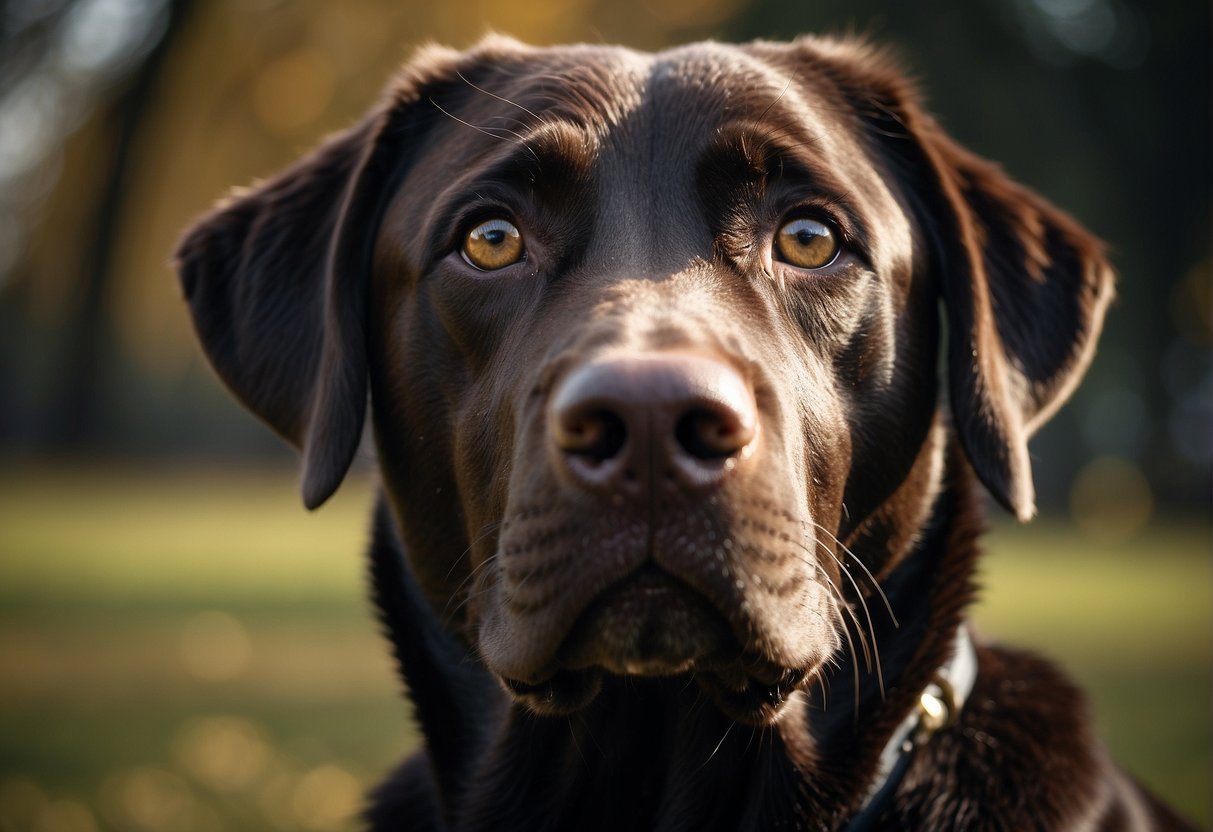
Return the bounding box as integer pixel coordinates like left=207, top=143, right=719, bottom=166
left=368, top=445, right=985, bottom=830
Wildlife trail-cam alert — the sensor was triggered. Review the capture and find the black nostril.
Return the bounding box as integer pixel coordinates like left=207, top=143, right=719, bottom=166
left=548, top=353, right=757, bottom=491
left=554, top=408, right=627, bottom=462
left=675, top=407, right=753, bottom=460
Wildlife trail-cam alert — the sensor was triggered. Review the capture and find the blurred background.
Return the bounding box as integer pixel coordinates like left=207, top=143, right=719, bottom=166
left=0, top=1, right=1208, bottom=830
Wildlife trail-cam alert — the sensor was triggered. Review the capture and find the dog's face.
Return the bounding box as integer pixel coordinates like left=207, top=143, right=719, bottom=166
left=177, top=36, right=1112, bottom=725
left=369, top=43, right=944, bottom=719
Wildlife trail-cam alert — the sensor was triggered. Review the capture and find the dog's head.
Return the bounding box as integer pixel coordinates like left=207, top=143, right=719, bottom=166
left=177, top=36, right=1112, bottom=724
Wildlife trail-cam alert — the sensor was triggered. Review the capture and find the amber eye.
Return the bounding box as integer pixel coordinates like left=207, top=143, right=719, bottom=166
left=461, top=218, right=524, bottom=271
left=775, top=217, right=840, bottom=270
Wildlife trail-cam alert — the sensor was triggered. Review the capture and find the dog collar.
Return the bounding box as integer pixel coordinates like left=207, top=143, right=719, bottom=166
left=844, top=625, right=979, bottom=831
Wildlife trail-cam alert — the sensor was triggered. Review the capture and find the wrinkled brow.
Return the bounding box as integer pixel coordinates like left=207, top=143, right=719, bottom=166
left=701, top=121, right=853, bottom=198
left=463, top=118, right=599, bottom=190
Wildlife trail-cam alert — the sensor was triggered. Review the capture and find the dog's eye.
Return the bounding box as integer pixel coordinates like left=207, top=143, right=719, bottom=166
left=774, top=218, right=840, bottom=270
left=462, top=218, right=524, bottom=271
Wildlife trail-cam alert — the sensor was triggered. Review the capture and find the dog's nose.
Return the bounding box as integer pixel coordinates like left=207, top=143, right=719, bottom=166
left=548, top=354, right=757, bottom=492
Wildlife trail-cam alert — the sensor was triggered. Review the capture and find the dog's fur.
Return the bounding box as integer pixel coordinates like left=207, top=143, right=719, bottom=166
left=176, top=35, right=1196, bottom=831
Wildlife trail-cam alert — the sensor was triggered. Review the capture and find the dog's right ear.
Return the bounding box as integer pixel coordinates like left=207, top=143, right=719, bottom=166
left=175, top=114, right=380, bottom=509
left=174, top=43, right=479, bottom=509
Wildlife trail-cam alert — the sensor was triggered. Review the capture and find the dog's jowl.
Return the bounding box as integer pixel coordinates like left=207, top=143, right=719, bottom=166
left=176, top=35, right=1196, bottom=831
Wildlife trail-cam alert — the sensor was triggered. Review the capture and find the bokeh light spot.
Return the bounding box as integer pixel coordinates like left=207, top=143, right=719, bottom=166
left=174, top=715, right=272, bottom=793
left=1070, top=455, right=1154, bottom=543
left=0, top=778, right=49, bottom=830
left=290, top=765, right=363, bottom=831
left=99, top=767, right=199, bottom=832
left=32, top=798, right=99, bottom=832
left=256, top=769, right=302, bottom=829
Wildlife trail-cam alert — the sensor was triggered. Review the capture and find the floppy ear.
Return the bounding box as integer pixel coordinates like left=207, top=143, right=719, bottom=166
left=800, top=38, right=1115, bottom=521
left=913, top=127, right=1114, bottom=521
left=176, top=40, right=531, bottom=509
left=175, top=113, right=384, bottom=509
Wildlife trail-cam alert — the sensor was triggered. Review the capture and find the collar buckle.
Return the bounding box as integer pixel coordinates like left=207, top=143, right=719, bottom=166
left=916, top=670, right=961, bottom=739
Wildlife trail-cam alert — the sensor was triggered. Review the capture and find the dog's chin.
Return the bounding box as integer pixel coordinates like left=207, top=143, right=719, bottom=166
left=498, top=566, right=813, bottom=725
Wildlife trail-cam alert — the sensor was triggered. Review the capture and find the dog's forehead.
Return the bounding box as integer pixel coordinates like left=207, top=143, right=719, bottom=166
left=458, top=42, right=855, bottom=146
left=403, top=41, right=885, bottom=202
left=646, top=43, right=840, bottom=129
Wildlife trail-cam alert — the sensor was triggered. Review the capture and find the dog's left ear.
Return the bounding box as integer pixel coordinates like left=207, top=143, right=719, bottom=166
left=912, top=117, right=1115, bottom=521
left=798, top=38, right=1114, bottom=521
left=920, top=129, right=1114, bottom=521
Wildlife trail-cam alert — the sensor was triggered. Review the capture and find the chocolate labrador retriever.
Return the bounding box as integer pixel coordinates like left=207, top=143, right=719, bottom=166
left=176, top=34, right=1196, bottom=831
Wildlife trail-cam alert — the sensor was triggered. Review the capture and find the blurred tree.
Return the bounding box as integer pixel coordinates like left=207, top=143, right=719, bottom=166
left=0, top=0, right=187, bottom=449
left=51, top=0, right=193, bottom=448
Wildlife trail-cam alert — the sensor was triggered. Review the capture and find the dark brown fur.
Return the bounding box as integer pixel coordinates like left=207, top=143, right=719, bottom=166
left=176, top=35, right=1196, bottom=831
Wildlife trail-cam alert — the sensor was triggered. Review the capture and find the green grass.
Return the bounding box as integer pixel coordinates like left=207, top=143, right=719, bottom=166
left=973, top=521, right=1210, bottom=824
left=0, top=466, right=1208, bottom=830
left=0, top=466, right=402, bottom=832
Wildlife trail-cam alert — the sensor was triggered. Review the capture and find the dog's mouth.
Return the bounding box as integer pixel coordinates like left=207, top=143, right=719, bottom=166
left=499, top=565, right=811, bottom=724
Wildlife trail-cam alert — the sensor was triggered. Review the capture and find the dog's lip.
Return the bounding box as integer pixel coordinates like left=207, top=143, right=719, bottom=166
left=696, top=666, right=810, bottom=725
left=554, top=563, right=738, bottom=677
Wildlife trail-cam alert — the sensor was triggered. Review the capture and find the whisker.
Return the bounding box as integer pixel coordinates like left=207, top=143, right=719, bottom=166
left=444, top=520, right=505, bottom=583
left=429, top=97, right=521, bottom=145
left=809, top=537, right=885, bottom=699
left=457, top=69, right=544, bottom=123
left=578, top=712, right=606, bottom=756
left=440, top=541, right=502, bottom=621
left=813, top=560, right=873, bottom=672
left=751, top=73, right=796, bottom=130
left=743, top=725, right=759, bottom=756
left=772, top=524, right=882, bottom=717
left=771, top=531, right=872, bottom=671
left=809, top=520, right=898, bottom=627
left=808, top=560, right=866, bottom=721
left=698, top=721, right=735, bottom=770
left=440, top=557, right=499, bottom=624
left=444, top=554, right=496, bottom=616
left=568, top=719, right=588, bottom=765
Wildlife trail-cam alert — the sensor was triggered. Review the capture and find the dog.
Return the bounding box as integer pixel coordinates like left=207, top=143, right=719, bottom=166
left=175, top=34, right=1196, bottom=831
